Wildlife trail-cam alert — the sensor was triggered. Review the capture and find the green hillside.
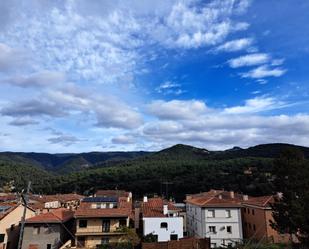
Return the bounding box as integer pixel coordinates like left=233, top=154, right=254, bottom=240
left=1, top=143, right=308, bottom=200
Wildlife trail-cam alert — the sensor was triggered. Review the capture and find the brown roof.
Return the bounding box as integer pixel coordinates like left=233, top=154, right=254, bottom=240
left=242, top=196, right=274, bottom=208
left=30, top=193, right=84, bottom=203
left=25, top=208, right=74, bottom=223
left=141, top=197, right=180, bottom=218
left=185, top=189, right=243, bottom=208
left=75, top=196, right=132, bottom=218
left=95, top=190, right=130, bottom=198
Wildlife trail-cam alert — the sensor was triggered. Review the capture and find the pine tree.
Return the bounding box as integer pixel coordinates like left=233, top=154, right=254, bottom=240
left=271, top=148, right=309, bottom=247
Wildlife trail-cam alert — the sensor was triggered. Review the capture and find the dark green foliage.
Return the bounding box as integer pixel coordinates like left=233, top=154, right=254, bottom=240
left=271, top=148, right=309, bottom=247
left=142, top=233, right=158, bottom=243
left=1, top=143, right=308, bottom=203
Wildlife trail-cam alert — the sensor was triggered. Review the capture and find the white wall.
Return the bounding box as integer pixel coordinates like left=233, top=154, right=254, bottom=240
left=186, top=204, right=243, bottom=248
left=143, top=217, right=183, bottom=242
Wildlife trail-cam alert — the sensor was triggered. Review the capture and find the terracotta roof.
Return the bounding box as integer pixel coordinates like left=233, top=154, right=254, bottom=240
left=185, top=189, right=243, bottom=208
left=95, top=190, right=130, bottom=198
left=141, top=197, right=180, bottom=218
left=242, top=196, right=274, bottom=208
left=30, top=193, right=84, bottom=203
left=75, top=196, right=132, bottom=218
left=25, top=208, right=74, bottom=223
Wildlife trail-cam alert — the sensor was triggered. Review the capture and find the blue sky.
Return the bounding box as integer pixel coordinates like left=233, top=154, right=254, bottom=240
left=0, top=0, right=309, bottom=152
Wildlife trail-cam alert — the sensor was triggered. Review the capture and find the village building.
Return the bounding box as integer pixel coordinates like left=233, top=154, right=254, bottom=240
left=242, top=195, right=291, bottom=243
left=186, top=190, right=244, bottom=248
left=74, top=191, right=133, bottom=248
left=0, top=203, right=36, bottom=249
left=141, top=197, right=184, bottom=242
left=22, top=208, right=74, bottom=249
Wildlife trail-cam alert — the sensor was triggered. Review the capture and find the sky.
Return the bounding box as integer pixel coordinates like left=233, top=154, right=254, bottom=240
left=0, top=0, right=309, bottom=153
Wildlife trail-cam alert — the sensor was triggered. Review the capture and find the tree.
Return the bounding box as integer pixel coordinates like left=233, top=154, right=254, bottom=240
left=142, top=233, right=158, bottom=243
left=271, top=148, right=309, bottom=247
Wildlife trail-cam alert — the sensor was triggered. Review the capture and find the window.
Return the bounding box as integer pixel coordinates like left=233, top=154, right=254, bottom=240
left=33, top=226, right=40, bottom=235
left=47, top=244, right=51, bottom=249
left=10, top=224, right=15, bottom=231
left=79, top=220, right=87, bottom=228
left=252, top=209, right=255, bottom=215
left=170, top=234, right=178, bottom=240
left=209, top=226, right=216, bottom=233
left=211, top=243, right=216, bottom=248
left=0, top=234, right=5, bottom=243
left=207, top=210, right=215, bottom=218
left=96, top=203, right=101, bottom=209
left=248, top=223, right=251, bottom=229
left=253, top=224, right=256, bottom=231
left=225, top=210, right=231, bottom=218
left=243, top=208, right=246, bottom=213
left=227, top=226, right=232, bottom=233
left=160, top=222, right=168, bottom=229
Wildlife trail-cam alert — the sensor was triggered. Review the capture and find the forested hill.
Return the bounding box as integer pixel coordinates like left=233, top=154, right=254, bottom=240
left=0, top=151, right=151, bottom=174
left=1, top=143, right=309, bottom=199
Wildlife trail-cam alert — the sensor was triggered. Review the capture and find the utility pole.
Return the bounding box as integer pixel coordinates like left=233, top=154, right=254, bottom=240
left=162, top=181, right=173, bottom=199
left=17, top=181, right=31, bottom=249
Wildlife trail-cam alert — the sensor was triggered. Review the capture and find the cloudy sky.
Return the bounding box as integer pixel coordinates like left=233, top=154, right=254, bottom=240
left=0, top=0, right=309, bottom=152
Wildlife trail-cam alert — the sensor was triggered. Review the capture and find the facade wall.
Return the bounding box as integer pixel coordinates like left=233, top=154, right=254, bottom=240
left=143, top=217, right=183, bottom=242
left=78, top=235, right=123, bottom=248
left=22, top=224, right=62, bottom=249
left=242, top=206, right=290, bottom=244
left=0, top=205, right=36, bottom=249
left=186, top=204, right=243, bottom=248
left=76, top=218, right=128, bottom=234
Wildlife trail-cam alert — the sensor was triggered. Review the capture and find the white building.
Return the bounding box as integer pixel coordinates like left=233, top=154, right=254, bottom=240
left=186, top=190, right=244, bottom=248
left=141, top=197, right=183, bottom=242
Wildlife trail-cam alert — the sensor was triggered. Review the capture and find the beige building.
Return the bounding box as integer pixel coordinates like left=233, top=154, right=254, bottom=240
left=0, top=203, right=36, bottom=249
left=74, top=192, right=133, bottom=248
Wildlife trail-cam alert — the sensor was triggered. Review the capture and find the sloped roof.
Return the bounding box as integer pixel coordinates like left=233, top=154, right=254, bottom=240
left=95, top=190, right=130, bottom=198
left=185, top=189, right=243, bottom=208
left=25, top=208, right=74, bottom=223
left=141, top=197, right=180, bottom=218
left=242, top=195, right=274, bottom=208
left=30, top=193, right=84, bottom=203
left=75, top=196, right=131, bottom=218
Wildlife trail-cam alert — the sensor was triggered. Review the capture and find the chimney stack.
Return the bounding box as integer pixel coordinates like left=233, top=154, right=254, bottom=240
left=163, top=204, right=168, bottom=215
left=218, top=194, right=222, bottom=199
left=143, top=196, right=148, bottom=203
left=230, top=191, right=235, bottom=199
left=243, top=195, right=249, bottom=201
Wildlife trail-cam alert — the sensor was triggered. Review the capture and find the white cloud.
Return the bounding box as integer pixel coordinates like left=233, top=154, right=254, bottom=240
left=242, top=65, right=287, bottom=78
left=216, top=38, right=253, bottom=52
left=0, top=43, right=28, bottom=72
left=156, top=81, right=184, bottom=95
left=223, top=96, right=288, bottom=114
left=2, top=71, right=65, bottom=88
left=148, top=100, right=209, bottom=120
left=228, top=53, right=270, bottom=68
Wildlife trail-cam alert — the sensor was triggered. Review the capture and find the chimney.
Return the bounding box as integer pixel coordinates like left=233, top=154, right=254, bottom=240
left=163, top=204, right=168, bottom=215
left=243, top=195, right=249, bottom=201
left=277, top=192, right=283, bottom=199
left=230, top=191, right=235, bottom=199
left=186, top=195, right=192, bottom=200
left=143, top=196, right=148, bottom=203
left=218, top=195, right=222, bottom=199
